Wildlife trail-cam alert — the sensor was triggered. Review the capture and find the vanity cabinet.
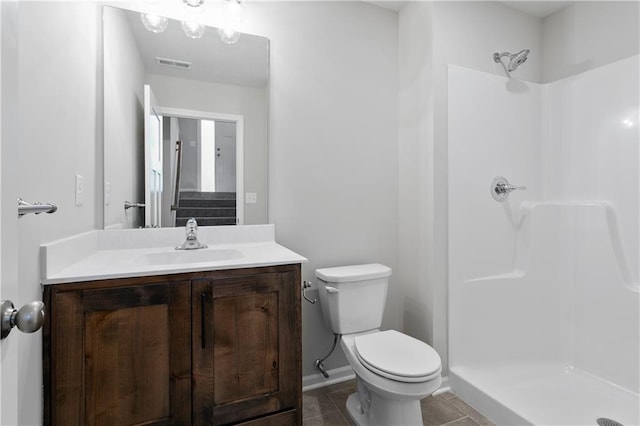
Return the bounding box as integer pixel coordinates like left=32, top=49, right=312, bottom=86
left=192, top=267, right=300, bottom=424
left=43, top=278, right=192, bottom=426
left=43, top=264, right=302, bottom=426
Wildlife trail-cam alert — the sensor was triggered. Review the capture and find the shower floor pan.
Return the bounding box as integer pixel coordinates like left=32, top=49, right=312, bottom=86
left=450, top=364, right=639, bottom=426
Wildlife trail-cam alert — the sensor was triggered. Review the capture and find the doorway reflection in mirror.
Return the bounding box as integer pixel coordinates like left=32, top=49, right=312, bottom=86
left=165, top=117, right=238, bottom=228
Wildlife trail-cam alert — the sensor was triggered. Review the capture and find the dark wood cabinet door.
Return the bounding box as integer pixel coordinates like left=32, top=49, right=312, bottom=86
left=44, top=281, right=192, bottom=426
left=192, top=265, right=302, bottom=425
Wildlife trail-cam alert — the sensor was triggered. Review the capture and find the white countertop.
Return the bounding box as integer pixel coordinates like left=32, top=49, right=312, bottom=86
left=41, top=225, right=307, bottom=285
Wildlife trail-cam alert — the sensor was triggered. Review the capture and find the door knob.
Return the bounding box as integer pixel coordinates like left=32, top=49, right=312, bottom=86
left=1, top=300, right=45, bottom=339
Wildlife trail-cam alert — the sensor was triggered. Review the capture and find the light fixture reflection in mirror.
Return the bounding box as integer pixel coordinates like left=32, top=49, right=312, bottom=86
left=183, top=0, right=205, bottom=8
left=140, top=0, right=244, bottom=43
left=218, top=26, right=240, bottom=44
left=181, top=20, right=206, bottom=39
left=219, top=0, right=243, bottom=44
left=141, top=13, right=168, bottom=33
left=181, top=0, right=205, bottom=39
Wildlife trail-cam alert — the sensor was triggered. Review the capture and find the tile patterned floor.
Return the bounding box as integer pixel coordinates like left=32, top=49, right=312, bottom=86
left=303, top=380, right=495, bottom=426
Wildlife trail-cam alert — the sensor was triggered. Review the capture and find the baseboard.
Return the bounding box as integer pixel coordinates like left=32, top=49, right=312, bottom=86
left=302, top=366, right=356, bottom=392
left=433, top=375, right=450, bottom=396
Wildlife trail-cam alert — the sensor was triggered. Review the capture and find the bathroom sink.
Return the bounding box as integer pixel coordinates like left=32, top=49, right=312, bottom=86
left=137, top=248, right=243, bottom=266
left=40, top=225, right=309, bottom=284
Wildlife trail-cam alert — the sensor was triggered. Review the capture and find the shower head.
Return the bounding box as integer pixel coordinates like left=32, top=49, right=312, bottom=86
left=507, top=49, right=529, bottom=72
left=493, top=49, right=530, bottom=76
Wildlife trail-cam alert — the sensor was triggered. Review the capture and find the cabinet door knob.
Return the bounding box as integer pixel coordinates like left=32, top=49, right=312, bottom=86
left=1, top=300, right=45, bottom=339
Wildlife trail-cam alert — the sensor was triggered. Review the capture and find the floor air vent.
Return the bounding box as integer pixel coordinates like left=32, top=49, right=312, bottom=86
left=597, top=418, right=624, bottom=426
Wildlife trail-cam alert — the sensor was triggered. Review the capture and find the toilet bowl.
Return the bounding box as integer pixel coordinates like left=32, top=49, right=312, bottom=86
left=341, top=330, right=442, bottom=425
left=315, top=264, right=443, bottom=425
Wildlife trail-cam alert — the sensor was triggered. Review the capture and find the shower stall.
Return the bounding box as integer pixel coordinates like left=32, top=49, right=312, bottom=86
left=447, top=53, right=639, bottom=425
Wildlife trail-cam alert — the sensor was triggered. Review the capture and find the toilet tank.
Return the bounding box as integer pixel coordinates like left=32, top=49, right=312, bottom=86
left=315, top=264, right=392, bottom=335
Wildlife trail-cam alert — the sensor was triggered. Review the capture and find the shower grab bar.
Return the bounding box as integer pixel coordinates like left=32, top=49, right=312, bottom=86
left=491, top=176, right=526, bottom=202
left=18, top=198, right=57, bottom=218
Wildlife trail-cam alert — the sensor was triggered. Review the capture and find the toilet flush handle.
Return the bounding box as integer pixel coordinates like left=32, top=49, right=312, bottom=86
left=324, top=286, right=339, bottom=294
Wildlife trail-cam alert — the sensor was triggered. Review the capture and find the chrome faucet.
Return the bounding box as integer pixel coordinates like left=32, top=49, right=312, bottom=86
left=175, top=218, right=208, bottom=250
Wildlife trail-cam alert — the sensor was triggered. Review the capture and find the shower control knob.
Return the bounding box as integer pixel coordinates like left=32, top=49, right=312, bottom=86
left=491, top=176, right=526, bottom=202
left=0, top=300, right=45, bottom=339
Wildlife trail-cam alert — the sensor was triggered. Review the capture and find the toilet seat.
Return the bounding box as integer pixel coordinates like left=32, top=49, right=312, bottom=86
left=354, top=330, right=442, bottom=383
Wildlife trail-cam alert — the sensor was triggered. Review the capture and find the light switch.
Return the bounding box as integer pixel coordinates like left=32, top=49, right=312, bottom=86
left=245, top=192, right=257, bottom=204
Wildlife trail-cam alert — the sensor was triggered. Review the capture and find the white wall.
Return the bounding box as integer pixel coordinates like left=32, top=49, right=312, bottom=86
left=103, top=5, right=146, bottom=229
left=177, top=117, right=199, bottom=191
left=246, top=2, right=400, bottom=376
left=433, top=2, right=544, bottom=83
left=398, top=1, right=435, bottom=350
left=542, top=1, right=640, bottom=82
left=399, top=0, right=543, bottom=373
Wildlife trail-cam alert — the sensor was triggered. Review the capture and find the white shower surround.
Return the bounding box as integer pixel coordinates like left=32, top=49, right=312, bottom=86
left=448, top=56, right=639, bottom=425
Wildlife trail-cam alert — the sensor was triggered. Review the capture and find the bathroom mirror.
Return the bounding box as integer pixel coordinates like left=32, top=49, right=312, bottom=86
left=103, top=6, right=269, bottom=229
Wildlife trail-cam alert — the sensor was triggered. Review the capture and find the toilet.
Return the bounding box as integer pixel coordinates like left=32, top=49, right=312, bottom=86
left=316, top=263, right=442, bottom=426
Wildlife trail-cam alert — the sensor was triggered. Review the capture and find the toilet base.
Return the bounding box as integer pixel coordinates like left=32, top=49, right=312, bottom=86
left=345, top=391, right=424, bottom=426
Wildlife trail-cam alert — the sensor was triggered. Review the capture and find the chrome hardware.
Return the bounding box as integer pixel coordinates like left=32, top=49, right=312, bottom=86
left=176, top=218, right=208, bottom=250
left=17, top=198, right=57, bottom=218
left=124, top=201, right=145, bottom=210
left=302, top=281, right=316, bottom=304
left=493, top=49, right=530, bottom=77
left=1, top=300, right=45, bottom=339
left=314, top=333, right=340, bottom=378
left=201, top=293, right=207, bottom=349
left=491, top=176, right=526, bottom=202
left=171, top=140, right=183, bottom=212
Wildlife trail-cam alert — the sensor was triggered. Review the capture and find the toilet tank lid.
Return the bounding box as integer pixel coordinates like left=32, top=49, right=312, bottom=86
left=315, top=263, right=391, bottom=282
